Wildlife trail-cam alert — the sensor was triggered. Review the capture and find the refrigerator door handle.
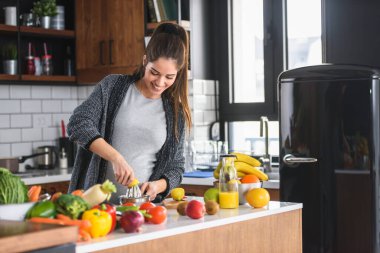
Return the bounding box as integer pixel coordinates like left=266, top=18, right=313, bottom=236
left=283, top=154, right=318, bottom=165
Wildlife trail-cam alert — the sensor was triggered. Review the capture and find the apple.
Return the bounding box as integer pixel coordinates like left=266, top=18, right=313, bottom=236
left=186, top=200, right=206, bottom=219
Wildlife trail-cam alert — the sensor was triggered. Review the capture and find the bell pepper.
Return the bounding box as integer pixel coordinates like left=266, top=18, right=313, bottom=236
left=94, top=203, right=116, bottom=234
left=26, top=200, right=56, bottom=219
left=81, top=208, right=112, bottom=238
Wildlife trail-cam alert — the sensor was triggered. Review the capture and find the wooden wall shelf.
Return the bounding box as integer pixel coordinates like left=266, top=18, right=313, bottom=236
left=0, top=24, right=18, bottom=33
left=21, top=75, right=76, bottom=82
left=20, top=26, right=75, bottom=38
left=0, top=74, right=18, bottom=80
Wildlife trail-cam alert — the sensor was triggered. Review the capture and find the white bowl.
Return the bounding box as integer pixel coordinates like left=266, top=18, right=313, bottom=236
left=238, top=182, right=262, bottom=205
left=0, top=202, right=35, bottom=221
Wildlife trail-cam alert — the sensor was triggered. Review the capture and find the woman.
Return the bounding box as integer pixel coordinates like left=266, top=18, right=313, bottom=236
left=67, top=23, right=191, bottom=203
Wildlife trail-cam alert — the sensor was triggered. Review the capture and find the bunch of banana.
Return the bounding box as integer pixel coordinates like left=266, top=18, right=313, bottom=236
left=213, top=152, right=268, bottom=181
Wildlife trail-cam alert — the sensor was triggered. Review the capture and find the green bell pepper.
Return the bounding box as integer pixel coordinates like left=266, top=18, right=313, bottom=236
left=26, top=200, right=56, bottom=219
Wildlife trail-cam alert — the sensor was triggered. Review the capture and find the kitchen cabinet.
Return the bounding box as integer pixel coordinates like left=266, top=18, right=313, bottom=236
left=0, top=0, right=76, bottom=84
left=76, top=0, right=145, bottom=84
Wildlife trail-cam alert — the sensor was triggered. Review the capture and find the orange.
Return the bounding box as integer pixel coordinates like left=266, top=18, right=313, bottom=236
left=240, top=174, right=260, bottom=184
left=245, top=188, right=270, bottom=208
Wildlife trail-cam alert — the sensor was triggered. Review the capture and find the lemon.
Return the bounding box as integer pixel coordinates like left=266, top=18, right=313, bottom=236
left=127, top=178, right=139, bottom=188
left=245, top=188, right=270, bottom=208
left=171, top=187, right=185, bottom=201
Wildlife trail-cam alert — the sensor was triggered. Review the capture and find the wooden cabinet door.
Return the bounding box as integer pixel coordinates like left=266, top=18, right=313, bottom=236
left=76, top=0, right=144, bottom=84
left=76, top=0, right=108, bottom=83
left=106, top=0, right=145, bottom=74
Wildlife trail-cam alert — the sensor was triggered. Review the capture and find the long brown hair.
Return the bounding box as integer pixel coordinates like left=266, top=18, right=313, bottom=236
left=134, top=22, right=191, bottom=140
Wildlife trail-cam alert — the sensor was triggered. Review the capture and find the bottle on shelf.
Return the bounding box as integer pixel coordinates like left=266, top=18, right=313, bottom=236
left=64, top=46, right=74, bottom=76
left=25, top=42, right=35, bottom=75
left=42, top=42, right=53, bottom=75
left=218, top=154, right=239, bottom=209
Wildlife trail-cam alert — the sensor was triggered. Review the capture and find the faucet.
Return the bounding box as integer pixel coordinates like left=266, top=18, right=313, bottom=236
left=260, top=116, right=271, bottom=173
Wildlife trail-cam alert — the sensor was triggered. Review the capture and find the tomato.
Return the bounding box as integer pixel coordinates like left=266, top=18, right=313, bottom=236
left=146, top=206, right=167, bottom=224
left=139, top=202, right=156, bottom=211
left=122, top=202, right=136, bottom=207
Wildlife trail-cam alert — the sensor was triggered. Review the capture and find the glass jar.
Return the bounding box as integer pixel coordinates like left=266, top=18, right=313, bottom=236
left=42, top=54, right=53, bottom=75
left=218, top=154, right=239, bottom=209
left=25, top=56, right=35, bottom=75
left=34, top=56, right=42, bottom=76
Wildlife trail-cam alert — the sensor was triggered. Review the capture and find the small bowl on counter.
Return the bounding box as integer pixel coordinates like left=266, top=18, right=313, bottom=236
left=238, top=182, right=262, bottom=205
left=0, top=202, right=35, bottom=221
left=118, top=195, right=150, bottom=206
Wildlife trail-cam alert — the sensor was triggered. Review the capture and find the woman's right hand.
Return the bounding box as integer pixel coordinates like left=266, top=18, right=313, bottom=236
left=89, top=138, right=135, bottom=186
left=111, top=154, right=135, bottom=186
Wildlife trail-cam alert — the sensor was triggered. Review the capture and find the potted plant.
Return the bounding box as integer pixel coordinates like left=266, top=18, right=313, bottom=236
left=31, top=0, right=57, bottom=29
left=2, top=44, right=18, bottom=75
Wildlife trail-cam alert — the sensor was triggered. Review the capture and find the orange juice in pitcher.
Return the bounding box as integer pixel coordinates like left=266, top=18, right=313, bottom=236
left=218, top=154, right=239, bottom=209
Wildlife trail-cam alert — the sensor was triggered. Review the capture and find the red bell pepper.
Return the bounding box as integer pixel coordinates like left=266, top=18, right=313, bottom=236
left=94, top=203, right=116, bottom=234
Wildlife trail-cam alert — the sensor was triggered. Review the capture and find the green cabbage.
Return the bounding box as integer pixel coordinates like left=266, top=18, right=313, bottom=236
left=0, top=167, right=28, bottom=204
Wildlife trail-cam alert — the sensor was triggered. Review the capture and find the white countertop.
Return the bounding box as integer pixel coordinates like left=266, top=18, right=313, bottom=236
left=76, top=199, right=301, bottom=253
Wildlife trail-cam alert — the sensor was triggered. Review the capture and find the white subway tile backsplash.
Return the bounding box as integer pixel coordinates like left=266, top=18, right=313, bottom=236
left=204, top=80, right=216, bottom=95
left=43, top=127, right=59, bottom=141
left=11, top=142, right=33, bottom=156
left=62, top=100, right=78, bottom=113
left=77, top=87, right=88, bottom=99
left=0, top=100, right=20, bottom=113
left=192, top=79, right=203, bottom=95
left=70, top=87, right=78, bottom=99
left=52, top=113, right=71, bottom=127
left=194, top=111, right=203, bottom=123
left=0, top=115, right=10, bottom=128
left=21, top=100, right=42, bottom=113
left=10, top=85, right=31, bottom=99
left=203, top=111, right=217, bottom=124
left=11, top=114, right=32, bottom=128
left=0, top=85, right=10, bottom=98
left=22, top=128, right=42, bottom=142
left=42, top=100, right=61, bottom=112
left=193, top=126, right=209, bottom=140
left=2, top=78, right=217, bottom=156
left=0, top=144, right=11, bottom=157
left=33, top=114, right=52, bottom=128
left=0, top=129, right=21, bottom=143
left=52, top=86, right=72, bottom=99
left=31, top=86, right=51, bottom=99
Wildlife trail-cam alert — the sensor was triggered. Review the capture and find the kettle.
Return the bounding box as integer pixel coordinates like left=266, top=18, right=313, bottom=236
left=35, top=146, right=58, bottom=169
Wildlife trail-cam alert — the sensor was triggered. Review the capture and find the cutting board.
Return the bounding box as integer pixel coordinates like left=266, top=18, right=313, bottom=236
left=0, top=220, right=77, bottom=253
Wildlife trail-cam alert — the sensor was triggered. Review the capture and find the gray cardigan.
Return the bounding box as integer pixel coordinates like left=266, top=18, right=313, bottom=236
left=67, top=74, right=185, bottom=202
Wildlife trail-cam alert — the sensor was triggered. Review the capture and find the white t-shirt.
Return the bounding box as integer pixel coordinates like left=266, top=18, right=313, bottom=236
left=106, top=83, right=167, bottom=203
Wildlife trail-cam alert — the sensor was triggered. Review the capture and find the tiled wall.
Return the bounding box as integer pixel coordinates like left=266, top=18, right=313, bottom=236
left=0, top=79, right=217, bottom=169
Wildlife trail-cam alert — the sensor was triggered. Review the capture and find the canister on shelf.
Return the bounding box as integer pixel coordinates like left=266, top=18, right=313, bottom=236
left=42, top=54, right=53, bottom=75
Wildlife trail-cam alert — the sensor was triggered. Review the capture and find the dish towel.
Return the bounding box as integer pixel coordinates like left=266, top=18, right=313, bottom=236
left=183, top=171, right=214, bottom=178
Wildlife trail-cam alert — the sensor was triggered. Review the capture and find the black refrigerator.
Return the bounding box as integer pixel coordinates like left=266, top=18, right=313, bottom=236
left=278, top=64, right=380, bottom=253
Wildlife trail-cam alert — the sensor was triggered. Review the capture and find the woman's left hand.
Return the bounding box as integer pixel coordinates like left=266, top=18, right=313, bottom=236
left=140, top=179, right=167, bottom=201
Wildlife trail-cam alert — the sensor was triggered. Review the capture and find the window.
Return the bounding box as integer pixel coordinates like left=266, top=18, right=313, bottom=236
left=220, top=0, right=322, bottom=154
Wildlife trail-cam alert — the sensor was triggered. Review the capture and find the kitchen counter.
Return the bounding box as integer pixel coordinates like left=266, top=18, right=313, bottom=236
left=76, top=199, right=302, bottom=253
left=19, top=169, right=279, bottom=189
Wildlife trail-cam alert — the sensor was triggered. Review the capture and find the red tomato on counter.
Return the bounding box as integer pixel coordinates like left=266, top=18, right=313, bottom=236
left=146, top=206, right=167, bottom=224
left=139, top=202, right=156, bottom=211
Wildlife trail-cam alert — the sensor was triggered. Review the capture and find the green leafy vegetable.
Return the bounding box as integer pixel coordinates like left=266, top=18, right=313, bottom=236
left=55, top=194, right=89, bottom=219
left=0, top=168, right=28, bottom=204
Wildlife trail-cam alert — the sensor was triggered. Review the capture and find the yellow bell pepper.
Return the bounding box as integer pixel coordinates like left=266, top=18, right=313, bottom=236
left=82, top=208, right=112, bottom=238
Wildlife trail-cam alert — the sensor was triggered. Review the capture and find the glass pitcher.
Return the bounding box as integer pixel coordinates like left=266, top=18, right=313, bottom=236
left=218, top=154, right=239, bottom=209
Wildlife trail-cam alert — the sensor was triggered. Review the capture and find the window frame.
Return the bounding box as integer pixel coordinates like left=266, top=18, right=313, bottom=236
left=219, top=0, right=284, bottom=139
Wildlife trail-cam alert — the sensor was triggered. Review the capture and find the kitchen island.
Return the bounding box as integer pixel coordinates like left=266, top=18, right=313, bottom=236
left=76, top=200, right=302, bottom=253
